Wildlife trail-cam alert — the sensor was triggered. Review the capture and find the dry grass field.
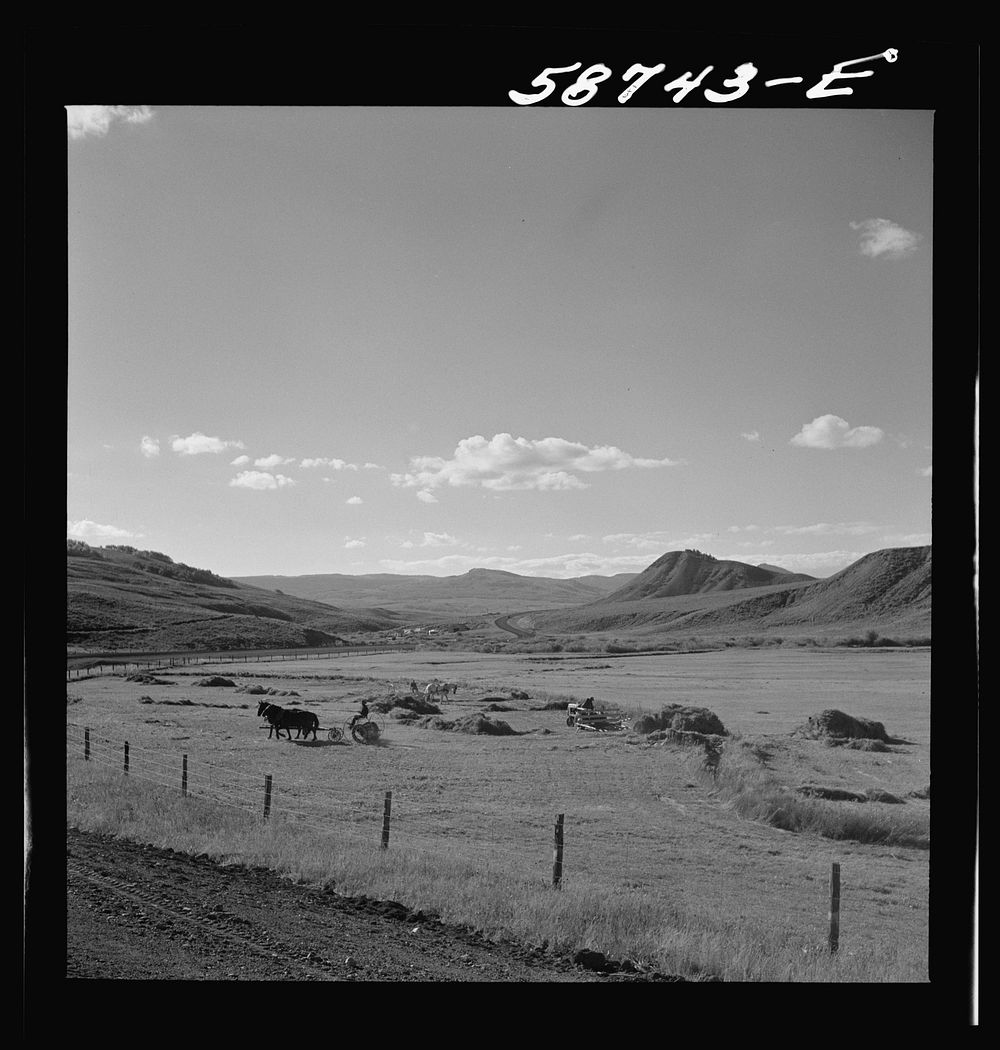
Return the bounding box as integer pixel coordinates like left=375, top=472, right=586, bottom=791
left=66, top=647, right=930, bottom=981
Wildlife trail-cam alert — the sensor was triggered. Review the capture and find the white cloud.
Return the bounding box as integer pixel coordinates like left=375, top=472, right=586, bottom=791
left=790, top=415, right=884, bottom=449
left=344, top=538, right=366, bottom=549
left=879, top=532, right=932, bottom=546
left=774, top=521, right=883, bottom=537
left=231, top=455, right=251, bottom=466
left=67, top=105, right=154, bottom=140
left=601, top=531, right=715, bottom=551
left=391, top=433, right=678, bottom=495
left=67, top=519, right=137, bottom=540
left=171, top=432, right=245, bottom=456
left=139, top=436, right=160, bottom=458
left=346, top=496, right=363, bottom=504
left=850, top=218, right=921, bottom=259
left=300, top=457, right=359, bottom=470
left=415, top=490, right=438, bottom=504
left=378, top=550, right=658, bottom=578
left=568, top=533, right=589, bottom=541
left=254, top=454, right=296, bottom=470
left=919, top=466, right=932, bottom=477
left=229, top=471, right=295, bottom=490
left=741, top=430, right=761, bottom=442
left=401, top=532, right=459, bottom=549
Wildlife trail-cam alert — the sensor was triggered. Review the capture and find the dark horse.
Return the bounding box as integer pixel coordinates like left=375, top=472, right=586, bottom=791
left=257, top=700, right=319, bottom=741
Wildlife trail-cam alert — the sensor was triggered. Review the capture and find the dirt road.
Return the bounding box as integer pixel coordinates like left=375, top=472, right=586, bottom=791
left=65, top=828, right=679, bottom=982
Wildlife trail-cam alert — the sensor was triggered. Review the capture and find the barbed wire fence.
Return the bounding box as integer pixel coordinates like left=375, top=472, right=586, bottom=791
left=66, top=722, right=928, bottom=960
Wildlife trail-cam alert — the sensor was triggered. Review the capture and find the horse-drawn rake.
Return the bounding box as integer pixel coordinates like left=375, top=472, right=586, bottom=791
left=565, top=702, right=630, bottom=733
left=326, top=715, right=384, bottom=745
left=257, top=700, right=384, bottom=745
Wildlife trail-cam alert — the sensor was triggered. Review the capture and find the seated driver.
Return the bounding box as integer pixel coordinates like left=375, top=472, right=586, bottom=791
left=350, top=698, right=370, bottom=728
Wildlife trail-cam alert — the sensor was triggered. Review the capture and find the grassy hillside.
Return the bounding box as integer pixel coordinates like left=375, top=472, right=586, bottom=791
left=603, top=549, right=816, bottom=602
left=526, top=547, right=931, bottom=642
left=67, top=542, right=401, bottom=652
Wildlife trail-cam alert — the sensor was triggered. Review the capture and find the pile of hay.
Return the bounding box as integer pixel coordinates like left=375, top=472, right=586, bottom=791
left=633, top=704, right=727, bottom=737
left=797, top=709, right=889, bottom=743
left=127, top=673, right=172, bottom=685
left=371, top=693, right=441, bottom=716
left=414, top=714, right=518, bottom=736
left=197, top=676, right=236, bottom=688
left=237, top=685, right=300, bottom=697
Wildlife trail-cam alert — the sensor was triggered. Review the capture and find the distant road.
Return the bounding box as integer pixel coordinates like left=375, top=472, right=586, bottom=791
left=494, top=615, right=535, bottom=638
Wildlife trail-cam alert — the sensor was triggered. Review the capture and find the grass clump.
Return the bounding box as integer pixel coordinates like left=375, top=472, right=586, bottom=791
left=704, top=741, right=929, bottom=850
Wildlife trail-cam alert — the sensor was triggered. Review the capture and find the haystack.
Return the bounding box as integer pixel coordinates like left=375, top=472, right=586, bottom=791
left=798, top=709, right=889, bottom=742
left=372, top=693, right=441, bottom=716
left=415, top=713, right=518, bottom=736
left=633, top=704, right=727, bottom=737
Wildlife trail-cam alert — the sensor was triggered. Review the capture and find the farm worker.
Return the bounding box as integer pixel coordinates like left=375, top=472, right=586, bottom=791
left=350, top=698, right=370, bottom=728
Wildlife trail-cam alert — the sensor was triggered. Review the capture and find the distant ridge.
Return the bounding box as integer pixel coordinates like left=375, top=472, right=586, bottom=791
left=602, top=550, right=816, bottom=602
left=233, top=567, right=640, bottom=616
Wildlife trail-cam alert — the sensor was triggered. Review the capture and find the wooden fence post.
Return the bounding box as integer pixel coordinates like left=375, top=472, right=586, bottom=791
left=84, top=728, right=90, bottom=761
left=263, top=774, right=272, bottom=820
left=828, top=862, right=841, bottom=954
left=381, top=791, right=393, bottom=849
left=552, top=813, right=565, bottom=888
left=124, top=742, right=129, bottom=774
left=182, top=754, right=188, bottom=797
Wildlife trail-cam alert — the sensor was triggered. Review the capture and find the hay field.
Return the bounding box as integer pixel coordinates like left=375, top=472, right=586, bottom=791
left=66, top=647, right=930, bottom=980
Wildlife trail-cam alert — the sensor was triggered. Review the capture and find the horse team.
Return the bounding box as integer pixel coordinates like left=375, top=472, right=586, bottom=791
left=257, top=700, right=319, bottom=741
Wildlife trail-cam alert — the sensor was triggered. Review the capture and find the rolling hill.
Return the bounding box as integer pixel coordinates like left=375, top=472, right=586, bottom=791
left=600, top=549, right=816, bottom=601
left=525, top=547, right=931, bottom=640
left=232, top=567, right=640, bottom=616
left=66, top=542, right=402, bottom=652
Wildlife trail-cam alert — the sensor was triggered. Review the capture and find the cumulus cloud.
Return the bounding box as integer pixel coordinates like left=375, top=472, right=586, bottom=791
left=254, top=454, right=296, bottom=470
left=346, top=496, right=363, bottom=504
left=171, top=432, right=245, bottom=456
left=790, top=415, right=884, bottom=449
left=67, top=519, right=137, bottom=540
left=774, top=521, right=883, bottom=537
left=401, top=532, right=458, bottom=549
left=229, top=471, right=295, bottom=490
left=140, top=436, right=160, bottom=458
left=344, top=538, right=366, bottom=549
left=602, top=531, right=715, bottom=551
left=378, top=550, right=658, bottom=578
left=67, top=105, right=154, bottom=140
left=741, top=430, right=761, bottom=442
left=391, top=433, right=678, bottom=495
left=850, top=218, right=921, bottom=259
left=300, top=457, right=359, bottom=470
left=231, top=455, right=250, bottom=466
left=415, top=490, right=438, bottom=504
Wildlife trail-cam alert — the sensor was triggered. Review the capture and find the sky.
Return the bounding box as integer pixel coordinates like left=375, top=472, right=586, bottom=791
left=66, top=104, right=932, bottom=580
